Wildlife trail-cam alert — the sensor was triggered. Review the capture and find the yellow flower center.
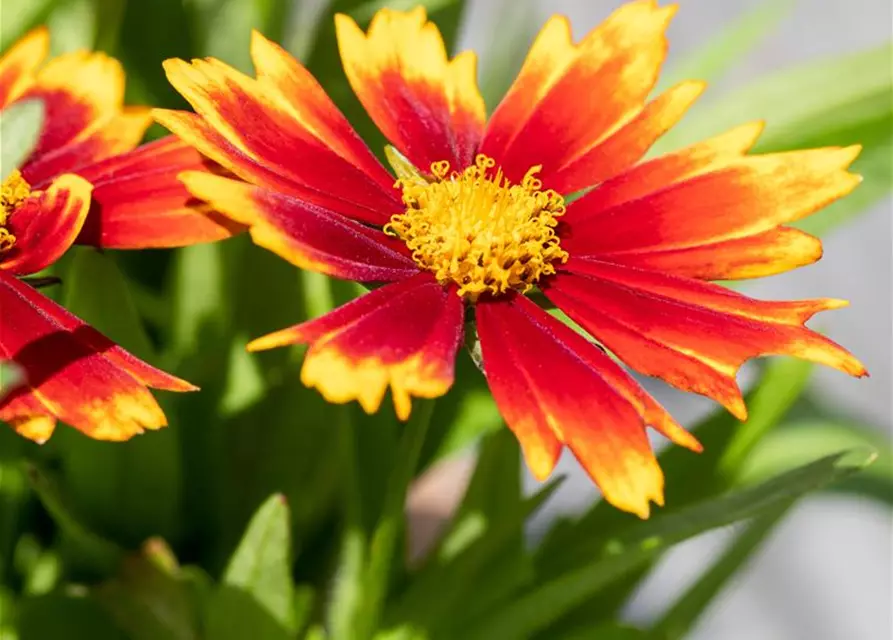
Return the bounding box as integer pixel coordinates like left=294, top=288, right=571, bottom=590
left=0, top=170, right=30, bottom=253
left=386, top=155, right=568, bottom=302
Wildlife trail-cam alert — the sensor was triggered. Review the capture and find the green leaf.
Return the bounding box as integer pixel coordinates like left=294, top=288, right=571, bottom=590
left=0, top=0, right=59, bottom=50
left=46, top=0, right=96, bottom=54
left=386, top=475, right=562, bottom=637
left=650, top=505, right=788, bottom=640
left=0, top=361, right=24, bottom=401
left=0, top=99, right=44, bottom=180
left=465, top=451, right=874, bottom=640
left=737, top=420, right=893, bottom=501
left=557, top=623, right=647, bottom=640
left=354, top=400, right=436, bottom=640
left=24, top=463, right=122, bottom=577
left=17, top=592, right=127, bottom=640
left=95, top=539, right=200, bottom=640
left=205, top=494, right=297, bottom=637
left=55, top=248, right=183, bottom=546
left=63, top=248, right=154, bottom=359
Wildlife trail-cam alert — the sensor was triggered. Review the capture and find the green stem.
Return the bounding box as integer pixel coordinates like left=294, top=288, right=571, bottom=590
left=357, top=399, right=436, bottom=639
left=650, top=504, right=790, bottom=640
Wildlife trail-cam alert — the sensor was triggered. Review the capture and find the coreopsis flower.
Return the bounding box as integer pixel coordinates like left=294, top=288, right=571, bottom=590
left=0, top=28, right=232, bottom=442
left=156, top=2, right=865, bottom=516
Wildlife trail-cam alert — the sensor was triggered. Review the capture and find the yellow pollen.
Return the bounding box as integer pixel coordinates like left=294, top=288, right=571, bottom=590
left=1, top=170, right=31, bottom=253
left=386, top=154, right=568, bottom=302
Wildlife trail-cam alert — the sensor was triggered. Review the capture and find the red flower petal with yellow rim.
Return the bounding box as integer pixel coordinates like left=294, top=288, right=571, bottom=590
left=477, top=293, right=682, bottom=519
left=76, top=136, right=242, bottom=249
left=17, top=50, right=127, bottom=160
left=0, top=271, right=195, bottom=443
left=0, top=26, right=48, bottom=107
left=180, top=171, right=417, bottom=281
left=0, top=174, right=92, bottom=276
left=158, top=55, right=399, bottom=225
left=22, top=107, right=152, bottom=187
left=335, top=6, right=486, bottom=172
left=248, top=273, right=463, bottom=420
left=562, top=147, right=862, bottom=277
left=544, top=259, right=866, bottom=419
left=480, top=1, right=677, bottom=185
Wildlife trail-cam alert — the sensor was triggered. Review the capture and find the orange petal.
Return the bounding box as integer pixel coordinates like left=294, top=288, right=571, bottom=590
left=545, top=259, right=866, bottom=420
left=75, top=136, right=242, bottom=249
left=477, top=293, right=674, bottom=519
left=0, top=174, right=92, bottom=276
left=248, top=274, right=463, bottom=421
left=180, top=171, right=417, bottom=281
left=480, top=1, right=676, bottom=185
left=22, top=107, right=152, bottom=187
left=158, top=54, right=400, bottom=225
left=0, top=26, right=49, bottom=108
left=18, top=50, right=126, bottom=163
left=543, top=81, right=706, bottom=195
left=563, top=146, right=862, bottom=261
left=0, top=271, right=195, bottom=443
left=336, top=7, right=485, bottom=172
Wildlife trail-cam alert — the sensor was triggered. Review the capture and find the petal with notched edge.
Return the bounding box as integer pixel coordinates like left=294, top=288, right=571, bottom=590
left=336, top=7, right=486, bottom=172
left=477, top=293, right=677, bottom=519
left=17, top=51, right=126, bottom=162
left=21, top=107, right=152, bottom=187
left=562, top=146, right=862, bottom=261
left=248, top=274, right=463, bottom=420
left=158, top=55, right=400, bottom=225
left=0, top=174, right=92, bottom=276
left=181, top=171, right=418, bottom=281
left=0, top=27, right=49, bottom=108
left=480, top=1, right=676, bottom=185
left=75, top=136, right=242, bottom=249
left=544, top=259, right=866, bottom=420
left=0, top=271, right=195, bottom=443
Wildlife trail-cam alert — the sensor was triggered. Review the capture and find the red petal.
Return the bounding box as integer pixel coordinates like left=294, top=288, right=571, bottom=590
left=1, top=174, right=92, bottom=276
left=0, top=271, right=194, bottom=443
left=248, top=274, right=463, bottom=420
left=545, top=259, right=866, bottom=419
left=477, top=293, right=684, bottom=518
left=75, top=136, right=242, bottom=249
left=180, top=171, right=418, bottom=281
left=17, top=50, right=126, bottom=163
left=158, top=52, right=400, bottom=225
left=335, top=7, right=486, bottom=172
left=562, top=146, right=861, bottom=260
left=0, top=27, right=48, bottom=108
left=21, top=107, right=152, bottom=187
left=480, top=2, right=676, bottom=185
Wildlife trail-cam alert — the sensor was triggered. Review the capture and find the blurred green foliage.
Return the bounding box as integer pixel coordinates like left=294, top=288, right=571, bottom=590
left=0, top=0, right=891, bottom=638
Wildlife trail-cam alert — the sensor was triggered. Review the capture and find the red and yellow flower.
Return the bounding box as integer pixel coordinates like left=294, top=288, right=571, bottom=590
left=0, top=28, right=233, bottom=442
left=156, top=1, right=865, bottom=517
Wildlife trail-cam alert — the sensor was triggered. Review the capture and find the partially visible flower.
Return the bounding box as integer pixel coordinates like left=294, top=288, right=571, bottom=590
left=0, top=28, right=205, bottom=443
left=157, top=2, right=865, bottom=517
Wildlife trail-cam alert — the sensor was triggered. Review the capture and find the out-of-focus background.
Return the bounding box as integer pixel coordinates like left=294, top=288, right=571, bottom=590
left=456, top=1, right=892, bottom=637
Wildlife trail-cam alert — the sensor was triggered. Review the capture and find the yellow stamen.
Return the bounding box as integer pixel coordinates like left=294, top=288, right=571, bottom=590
left=1, top=170, right=31, bottom=253
left=386, top=154, right=568, bottom=302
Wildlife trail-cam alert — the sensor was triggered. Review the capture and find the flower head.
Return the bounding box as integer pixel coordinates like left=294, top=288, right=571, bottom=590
left=0, top=28, right=202, bottom=443
left=158, top=1, right=865, bottom=517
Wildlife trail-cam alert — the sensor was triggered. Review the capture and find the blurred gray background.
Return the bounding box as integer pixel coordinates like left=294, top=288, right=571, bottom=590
left=454, top=1, right=892, bottom=638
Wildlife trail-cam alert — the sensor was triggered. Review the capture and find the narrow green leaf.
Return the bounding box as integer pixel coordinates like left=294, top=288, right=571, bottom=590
left=46, top=0, right=96, bottom=53
left=650, top=505, right=788, bottom=640
left=24, top=463, right=122, bottom=576
left=356, top=400, right=436, bottom=640
left=466, top=451, right=874, bottom=640
left=17, top=592, right=127, bottom=640
left=57, top=248, right=183, bottom=546
left=217, top=494, right=296, bottom=633
left=95, top=539, right=200, bottom=640
left=0, top=99, right=44, bottom=180
left=0, top=0, right=59, bottom=50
